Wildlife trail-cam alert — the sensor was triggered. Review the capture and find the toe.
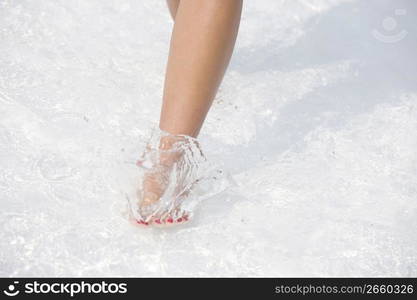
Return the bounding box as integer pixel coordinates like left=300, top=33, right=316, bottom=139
left=136, top=220, right=149, bottom=226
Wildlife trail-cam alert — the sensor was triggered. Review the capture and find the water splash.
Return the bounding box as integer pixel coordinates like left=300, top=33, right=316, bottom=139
left=1, top=0, right=417, bottom=277
left=125, top=128, right=232, bottom=224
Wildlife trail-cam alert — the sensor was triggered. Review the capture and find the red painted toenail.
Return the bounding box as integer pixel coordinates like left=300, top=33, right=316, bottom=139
left=155, top=219, right=161, bottom=224
left=177, top=218, right=183, bottom=222
left=167, top=218, right=173, bottom=223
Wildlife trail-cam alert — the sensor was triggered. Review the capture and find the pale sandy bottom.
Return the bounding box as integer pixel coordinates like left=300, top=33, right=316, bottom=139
left=1, top=0, right=417, bottom=276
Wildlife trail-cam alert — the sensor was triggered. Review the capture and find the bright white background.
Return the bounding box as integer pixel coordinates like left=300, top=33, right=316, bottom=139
left=1, top=0, right=416, bottom=276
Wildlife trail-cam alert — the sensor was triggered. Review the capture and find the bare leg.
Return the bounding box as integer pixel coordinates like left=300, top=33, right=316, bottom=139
left=160, top=0, right=242, bottom=137
left=137, top=0, right=242, bottom=225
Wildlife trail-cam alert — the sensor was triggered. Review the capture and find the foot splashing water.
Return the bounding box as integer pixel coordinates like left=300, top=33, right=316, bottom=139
left=125, top=128, right=231, bottom=227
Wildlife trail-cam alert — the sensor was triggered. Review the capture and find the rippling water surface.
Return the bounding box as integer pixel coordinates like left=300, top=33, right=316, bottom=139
left=1, top=0, right=417, bottom=276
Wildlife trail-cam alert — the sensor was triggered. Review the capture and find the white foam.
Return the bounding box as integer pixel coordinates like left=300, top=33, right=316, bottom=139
left=0, top=0, right=416, bottom=276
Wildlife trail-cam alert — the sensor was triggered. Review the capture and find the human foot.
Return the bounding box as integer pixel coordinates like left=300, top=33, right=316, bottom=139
left=136, top=165, right=191, bottom=226
left=134, top=131, right=204, bottom=227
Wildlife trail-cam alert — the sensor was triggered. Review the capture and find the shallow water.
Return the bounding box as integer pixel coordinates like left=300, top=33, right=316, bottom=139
left=1, top=0, right=417, bottom=276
